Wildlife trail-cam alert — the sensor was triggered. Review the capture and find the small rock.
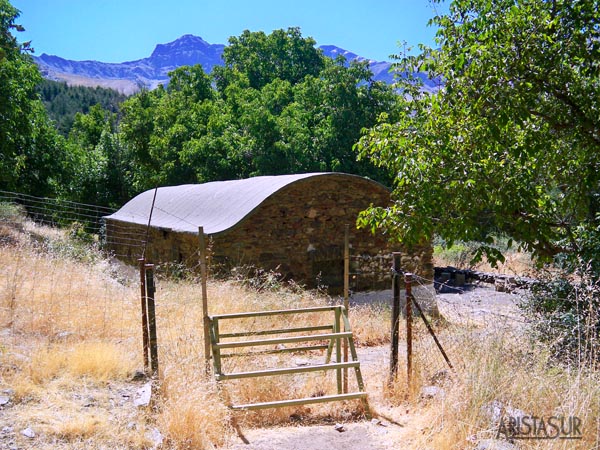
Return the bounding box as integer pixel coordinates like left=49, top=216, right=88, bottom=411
left=481, top=400, right=504, bottom=424
left=370, top=418, right=381, bottom=425
left=420, top=385, right=445, bottom=400
left=126, top=422, right=137, bottom=430
left=148, top=427, right=163, bottom=447
left=294, top=359, right=310, bottom=366
left=505, top=405, right=527, bottom=421
left=134, top=382, right=152, bottom=407
left=2, top=426, right=14, bottom=434
left=131, top=370, right=146, bottom=381
left=21, top=427, right=35, bottom=439
left=334, top=423, right=346, bottom=433
left=0, top=396, right=9, bottom=406
left=53, top=331, right=76, bottom=341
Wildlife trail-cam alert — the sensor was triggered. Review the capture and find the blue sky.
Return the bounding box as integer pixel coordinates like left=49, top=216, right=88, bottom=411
left=11, top=0, right=446, bottom=63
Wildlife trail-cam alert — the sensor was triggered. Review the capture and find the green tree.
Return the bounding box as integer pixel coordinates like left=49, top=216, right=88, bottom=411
left=218, top=27, right=325, bottom=90
left=119, top=29, right=399, bottom=192
left=281, top=58, right=398, bottom=180
left=37, top=79, right=127, bottom=136
left=120, top=65, right=215, bottom=191
left=64, top=104, right=129, bottom=206
left=0, top=0, right=64, bottom=196
left=356, top=0, right=600, bottom=263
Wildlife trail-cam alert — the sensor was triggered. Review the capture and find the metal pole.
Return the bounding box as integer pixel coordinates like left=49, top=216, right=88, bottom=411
left=145, top=264, right=159, bottom=375
left=142, top=187, right=158, bottom=260
left=199, top=226, right=211, bottom=372
left=405, top=272, right=413, bottom=395
left=389, top=252, right=401, bottom=383
left=411, top=296, right=453, bottom=369
left=138, top=258, right=149, bottom=371
left=343, top=224, right=349, bottom=393
left=335, top=307, right=342, bottom=394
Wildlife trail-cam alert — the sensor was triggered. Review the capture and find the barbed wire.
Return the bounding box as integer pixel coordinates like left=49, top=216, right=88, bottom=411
left=0, top=191, right=147, bottom=260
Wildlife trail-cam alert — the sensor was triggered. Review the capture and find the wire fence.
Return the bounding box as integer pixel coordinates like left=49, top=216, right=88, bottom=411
left=398, top=269, right=529, bottom=395
left=0, top=190, right=529, bottom=393
left=0, top=190, right=154, bottom=261
left=340, top=237, right=530, bottom=398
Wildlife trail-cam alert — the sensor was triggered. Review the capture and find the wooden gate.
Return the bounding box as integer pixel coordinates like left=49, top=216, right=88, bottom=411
left=208, top=305, right=369, bottom=414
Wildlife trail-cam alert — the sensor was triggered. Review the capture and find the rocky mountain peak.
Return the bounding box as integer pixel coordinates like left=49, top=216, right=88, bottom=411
left=148, top=34, right=224, bottom=70
left=32, top=34, right=440, bottom=94
left=150, top=34, right=212, bottom=58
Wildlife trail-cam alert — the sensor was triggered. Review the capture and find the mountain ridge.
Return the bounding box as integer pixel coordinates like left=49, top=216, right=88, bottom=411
left=33, top=34, right=436, bottom=95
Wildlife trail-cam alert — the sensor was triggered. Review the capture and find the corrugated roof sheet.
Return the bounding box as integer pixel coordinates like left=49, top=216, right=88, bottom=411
left=105, top=172, right=359, bottom=234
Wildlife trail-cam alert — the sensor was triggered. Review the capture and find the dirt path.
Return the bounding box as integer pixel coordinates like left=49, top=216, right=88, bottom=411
left=227, top=420, right=411, bottom=450
left=226, top=342, right=415, bottom=449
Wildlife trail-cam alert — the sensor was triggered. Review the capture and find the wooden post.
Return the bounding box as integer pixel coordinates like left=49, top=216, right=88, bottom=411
left=138, top=258, right=149, bottom=371
left=335, top=306, right=342, bottom=394
left=145, top=264, right=159, bottom=375
left=389, top=252, right=401, bottom=383
left=199, top=226, right=211, bottom=372
left=405, top=272, right=413, bottom=395
left=343, top=224, right=349, bottom=393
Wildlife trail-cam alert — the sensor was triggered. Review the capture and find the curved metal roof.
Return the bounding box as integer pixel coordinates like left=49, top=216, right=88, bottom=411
left=105, top=172, right=382, bottom=235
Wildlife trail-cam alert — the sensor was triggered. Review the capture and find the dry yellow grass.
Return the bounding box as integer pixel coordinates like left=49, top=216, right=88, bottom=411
left=1, top=222, right=599, bottom=449
left=157, top=367, right=230, bottom=449
left=51, top=414, right=110, bottom=441
left=385, top=324, right=600, bottom=449
left=0, top=226, right=372, bottom=448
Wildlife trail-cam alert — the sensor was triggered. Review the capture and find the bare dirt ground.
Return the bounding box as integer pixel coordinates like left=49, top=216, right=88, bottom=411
left=436, top=283, right=527, bottom=333
left=227, top=421, right=409, bottom=450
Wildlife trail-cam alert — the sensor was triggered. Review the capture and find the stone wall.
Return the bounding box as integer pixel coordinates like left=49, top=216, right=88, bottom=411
left=105, top=175, right=433, bottom=291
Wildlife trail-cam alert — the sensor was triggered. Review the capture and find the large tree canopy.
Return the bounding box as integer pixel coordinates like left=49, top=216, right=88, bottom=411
left=218, top=27, right=325, bottom=90
left=0, top=0, right=64, bottom=196
left=118, top=29, right=398, bottom=194
left=356, top=0, right=600, bottom=263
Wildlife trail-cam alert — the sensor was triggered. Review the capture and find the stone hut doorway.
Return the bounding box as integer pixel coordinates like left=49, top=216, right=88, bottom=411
left=310, top=245, right=344, bottom=293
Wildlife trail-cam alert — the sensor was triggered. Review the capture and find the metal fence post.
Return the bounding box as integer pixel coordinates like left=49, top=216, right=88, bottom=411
left=199, top=226, right=211, bottom=372
left=138, top=258, right=149, bottom=371
left=405, top=272, right=413, bottom=394
left=343, top=224, right=349, bottom=393
left=145, top=264, right=159, bottom=375
left=389, top=252, right=402, bottom=383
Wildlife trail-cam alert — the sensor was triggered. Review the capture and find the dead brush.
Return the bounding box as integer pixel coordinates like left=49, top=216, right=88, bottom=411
left=157, top=366, right=231, bottom=449
left=398, top=329, right=600, bottom=450
left=0, top=218, right=508, bottom=449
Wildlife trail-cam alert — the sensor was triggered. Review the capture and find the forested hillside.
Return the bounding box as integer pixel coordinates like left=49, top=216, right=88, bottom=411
left=37, top=80, right=127, bottom=136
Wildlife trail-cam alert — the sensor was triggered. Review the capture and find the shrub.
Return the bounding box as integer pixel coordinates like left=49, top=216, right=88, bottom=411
left=521, top=224, right=600, bottom=367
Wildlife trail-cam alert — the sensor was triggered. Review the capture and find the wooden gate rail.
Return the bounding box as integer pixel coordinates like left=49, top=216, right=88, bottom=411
left=208, top=305, right=369, bottom=415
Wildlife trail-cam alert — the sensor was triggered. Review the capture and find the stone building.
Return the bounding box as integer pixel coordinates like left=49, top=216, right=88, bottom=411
left=104, top=173, right=432, bottom=292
